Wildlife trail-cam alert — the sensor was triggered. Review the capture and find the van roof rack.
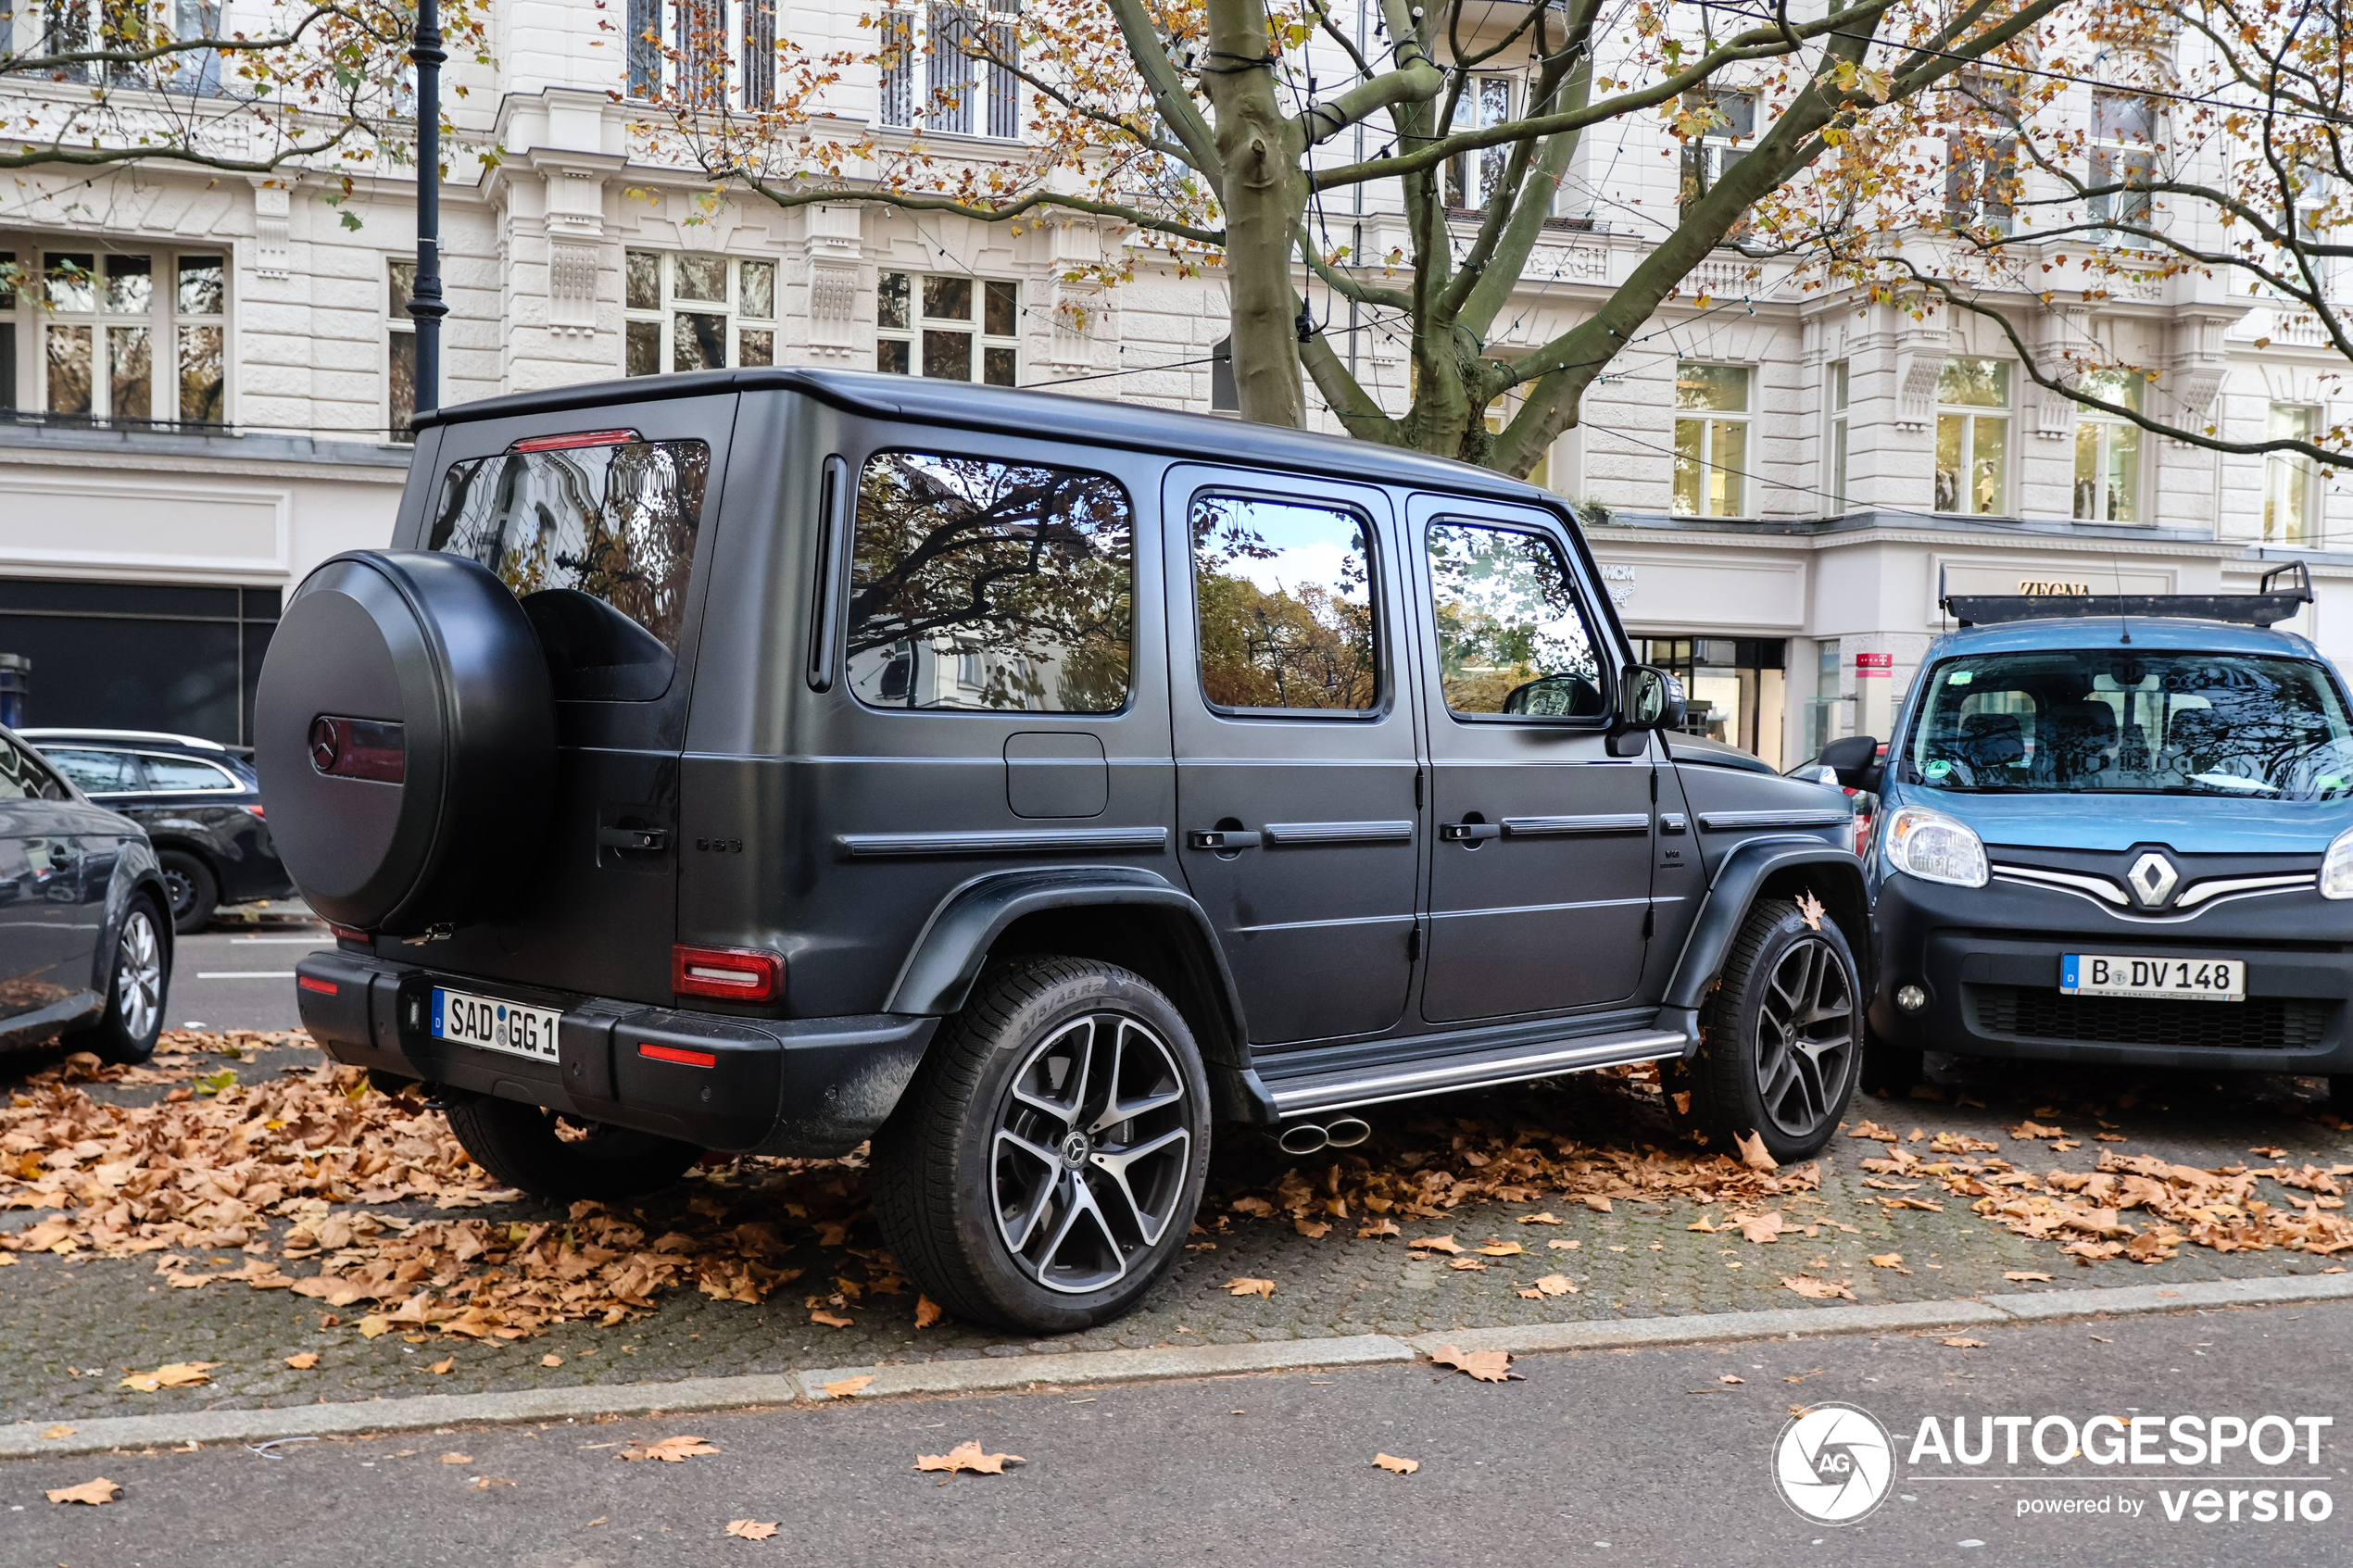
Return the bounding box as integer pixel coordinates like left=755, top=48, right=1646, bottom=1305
left=1939, top=560, right=2313, bottom=629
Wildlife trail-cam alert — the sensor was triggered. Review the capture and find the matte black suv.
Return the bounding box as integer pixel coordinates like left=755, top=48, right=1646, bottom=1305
left=24, top=729, right=294, bottom=932
left=261, top=370, right=1868, bottom=1331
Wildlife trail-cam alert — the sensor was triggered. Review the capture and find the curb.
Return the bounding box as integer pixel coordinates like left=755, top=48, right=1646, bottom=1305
left=6, top=1272, right=2349, bottom=1462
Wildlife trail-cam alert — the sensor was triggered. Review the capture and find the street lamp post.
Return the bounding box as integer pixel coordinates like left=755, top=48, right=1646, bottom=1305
left=408, top=0, right=447, bottom=417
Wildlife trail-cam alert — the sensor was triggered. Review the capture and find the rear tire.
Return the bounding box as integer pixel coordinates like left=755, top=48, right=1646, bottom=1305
left=873, top=956, right=1212, bottom=1334
left=442, top=1096, right=700, bottom=1203
left=1690, top=898, right=1862, bottom=1165
left=158, top=851, right=219, bottom=935
left=66, top=897, right=168, bottom=1065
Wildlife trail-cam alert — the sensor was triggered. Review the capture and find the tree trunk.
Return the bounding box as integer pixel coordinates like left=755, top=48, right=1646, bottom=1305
left=1201, top=0, right=1308, bottom=428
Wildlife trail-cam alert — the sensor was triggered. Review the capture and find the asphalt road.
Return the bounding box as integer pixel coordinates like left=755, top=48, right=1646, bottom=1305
left=166, top=926, right=326, bottom=1034
left=7, top=1299, right=2346, bottom=1567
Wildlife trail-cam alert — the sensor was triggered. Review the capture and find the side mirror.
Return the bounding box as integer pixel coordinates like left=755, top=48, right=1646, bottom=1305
left=1607, top=665, right=1685, bottom=755
left=1820, top=734, right=1883, bottom=793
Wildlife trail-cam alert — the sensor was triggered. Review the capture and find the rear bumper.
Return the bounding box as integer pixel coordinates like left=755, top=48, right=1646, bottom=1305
left=295, top=949, right=937, bottom=1157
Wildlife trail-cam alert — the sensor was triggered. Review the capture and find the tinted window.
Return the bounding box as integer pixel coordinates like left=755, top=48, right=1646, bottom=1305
left=1907, top=650, right=2353, bottom=798
left=1189, top=495, right=1378, bottom=713
left=429, top=439, right=708, bottom=701
left=42, top=746, right=138, bottom=794
left=846, top=450, right=1133, bottom=713
left=0, top=737, right=69, bottom=800
left=141, top=755, right=241, bottom=792
left=1427, top=522, right=1605, bottom=718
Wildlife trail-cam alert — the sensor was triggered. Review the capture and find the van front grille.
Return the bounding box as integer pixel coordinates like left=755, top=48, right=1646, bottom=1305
left=1973, top=986, right=2334, bottom=1052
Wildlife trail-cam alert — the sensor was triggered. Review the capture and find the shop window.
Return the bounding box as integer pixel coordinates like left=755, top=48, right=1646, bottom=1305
left=1672, top=364, right=1750, bottom=518
left=623, top=250, right=777, bottom=378
left=2265, top=405, right=2318, bottom=545
left=1637, top=635, right=1787, bottom=766
left=1933, top=358, right=2009, bottom=515
left=876, top=270, right=1017, bottom=383
left=2070, top=368, right=2145, bottom=522
left=4, top=245, right=227, bottom=429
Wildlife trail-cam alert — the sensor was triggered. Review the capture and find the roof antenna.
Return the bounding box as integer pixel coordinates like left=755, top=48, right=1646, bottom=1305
left=1937, top=563, right=1949, bottom=633
left=2111, top=552, right=2131, bottom=645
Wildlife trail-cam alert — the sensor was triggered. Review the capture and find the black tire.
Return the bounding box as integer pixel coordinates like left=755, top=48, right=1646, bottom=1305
left=872, top=956, right=1212, bottom=1334
left=442, top=1096, right=700, bottom=1203
left=157, top=850, right=220, bottom=935
left=1689, top=898, right=1863, bottom=1165
left=64, top=896, right=169, bottom=1065
left=1859, top=1029, right=1924, bottom=1099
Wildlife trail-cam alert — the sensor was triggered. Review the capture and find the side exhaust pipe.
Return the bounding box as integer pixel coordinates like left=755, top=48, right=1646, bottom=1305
left=1276, top=1116, right=1372, bottom=1156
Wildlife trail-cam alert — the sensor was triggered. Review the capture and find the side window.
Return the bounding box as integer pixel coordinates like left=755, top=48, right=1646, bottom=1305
left=0, top=737, right=69, bottom=800
left=142, top=755, right=241, bottom=792
left=846, top=449, right=1134, bottom=713
left=39, top=747, right=137, bottom=795
left=1427, top=521, right=1606, bottom=719
left=1189, top=495, right=1379, bottom=715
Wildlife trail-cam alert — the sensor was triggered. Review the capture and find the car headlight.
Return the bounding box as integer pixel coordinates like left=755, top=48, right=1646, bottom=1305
left=1885, top=805, right=1989, bottom=888
left=2322, top=827, right=2353, bottom=899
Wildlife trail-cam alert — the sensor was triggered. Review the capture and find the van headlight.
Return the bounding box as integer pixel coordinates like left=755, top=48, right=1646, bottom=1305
left=2322, top=827, right=2353, bottom=899
left=1885, top=806, right=1989, bottom=888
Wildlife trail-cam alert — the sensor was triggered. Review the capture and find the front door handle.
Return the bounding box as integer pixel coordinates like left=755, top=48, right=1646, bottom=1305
left=597, top=825, right=669, bottom=852
left=1187, top=829, right=1264, bottom=851
left=1439, top=822, right=1502, bottom=844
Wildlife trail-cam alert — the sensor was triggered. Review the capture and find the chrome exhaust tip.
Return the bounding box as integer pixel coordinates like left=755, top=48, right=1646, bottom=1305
left=1277, top=1123, right=1329, bottom=1156
left=1323, top=1116, right=1371, bottom=1148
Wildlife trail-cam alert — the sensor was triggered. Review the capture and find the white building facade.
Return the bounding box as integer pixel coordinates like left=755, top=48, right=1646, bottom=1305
left=1, top=1, right=2345, bottom=760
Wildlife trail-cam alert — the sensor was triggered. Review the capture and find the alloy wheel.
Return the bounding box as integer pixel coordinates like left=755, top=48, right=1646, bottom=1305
left=1752, top=935, right=1856, bottom=1139
left=115, top=909, right=163, bottom=1041
left=161, top=868, right=195, bottom=919
left=990, top=1011, right=1193, bottom=1295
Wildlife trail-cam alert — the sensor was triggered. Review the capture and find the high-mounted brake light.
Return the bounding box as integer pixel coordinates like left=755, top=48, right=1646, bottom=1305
left=638, top=1042, right=718, bottom=1068
left=510, top=428, right=643, bottom=453
left=671, top=944, right=785, bottom=1003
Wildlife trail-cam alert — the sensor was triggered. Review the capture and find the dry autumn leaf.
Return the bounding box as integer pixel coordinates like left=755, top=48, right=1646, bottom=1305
left=1474, top=1240, right=1526, bottom=1257
left=283, top=1352, right=320, bottom=1369
left=45, top=1478, right=120, bottom=1506
left=471, top=1476, right=517, bottom=1490
left=42, top=1424, right=74, bottom=1440
left=1732, top=1130, right=1778, bottom=1173
left=541, top=1354, right=564, bottom=1368
left=1226, top=1276, right=1276, bottom=1298
left=1448, top=1258, right=1487, bottom=1271
left=1794, top=891, right=1827, bottom=931
left=1941, top=1336, right=1989, bottom=1349
left=1548, top=1238, right=1579, bottom=1250
left=1408, top=1236, right=1463, bottom=1254
left=1732, top=1210, right=1787, bottom=1245
left=2003, top=1271, right=2056, bottom=1283
left=913, top=1296, right=946, bottom=1329
left=1372, top=1452, right=1420, bottom=1474
left=823, top=1375, right=875, bottom=1399
left=1517, top=1211, right=1561, bottom=1225
left=1867, top=1253, right=1906, bottom=1269
left=2010, top=1121, right=2064, bottom=1140
left=810, top=1310, right=853, bottom=1328
left=430, top=1357, right=455, bottom=1374
left=1429, top=1344, right=1523, bottom=1383
left=1530, top=1273, right=1577, bottom=1296
left=1718, top=1374, right=1744, bottom=1385
left=915, top=1440, right=1024, bottom=1475
left=356, top=1315, right=392, bottom=1340
left=118, top=1361, right=219, bottom=1391
left=1780, top=1274, right=1856, bottom=1300
left=1357, top=1217, right=1402, bottom=1238
left=439, top=1452, right=472, bottom=1465
left=621, top=1435, right=722, bottom=1463
left=727, top=1520, right=781, bottom=1540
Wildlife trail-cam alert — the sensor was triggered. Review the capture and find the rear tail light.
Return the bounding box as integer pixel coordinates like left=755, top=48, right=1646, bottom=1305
left=244, top=804, right=266, bottom=819
left=639, top=1042, right=718, bottom=1068
left=510, top=428, right=643, bottom=453
left=671, top=944, right=784, bottom=1003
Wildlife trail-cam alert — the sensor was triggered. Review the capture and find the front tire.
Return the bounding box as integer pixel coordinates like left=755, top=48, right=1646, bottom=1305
left=158, top=851, right=219, bottom=935
left=442, top=1096, right=700, bottom=1202
left=1690, top=898, right=1862, bottom=1164
left=66, top=897, right=168, bottom=1065
left=873, top=957, right=1212, bottom=1334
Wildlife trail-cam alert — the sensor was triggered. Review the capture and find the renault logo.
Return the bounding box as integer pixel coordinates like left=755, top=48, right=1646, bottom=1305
left=2126, top=851, right=2181, bottom=908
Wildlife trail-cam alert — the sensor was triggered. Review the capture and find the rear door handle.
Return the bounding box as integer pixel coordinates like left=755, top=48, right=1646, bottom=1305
left=597, top=825, right=669, bottom=852
left=1187, top=829, right=1264, bottom=851
left=1438, top=822, right=1502, bottom=843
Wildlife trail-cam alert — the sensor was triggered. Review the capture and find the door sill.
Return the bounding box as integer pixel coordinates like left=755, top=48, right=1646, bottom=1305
left=1257, top=1022, right=1692, bottom=1117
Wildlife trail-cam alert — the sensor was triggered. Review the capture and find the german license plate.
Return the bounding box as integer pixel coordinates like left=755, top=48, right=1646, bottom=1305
left=431, top=986, right=562, bottom=1060
left=2061, top=955, right=2245, bottom=1002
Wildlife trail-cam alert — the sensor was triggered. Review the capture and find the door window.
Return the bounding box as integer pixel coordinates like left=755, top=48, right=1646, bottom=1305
left=1189, top=495, right=1379, bottom=714
left=846, top=449, right=1133, bottom=713
left=43, top=748, right=140, bottom=794
left=0, top=736, right=69, bottom=799
left=1427, top=521, right=1607, bottom=720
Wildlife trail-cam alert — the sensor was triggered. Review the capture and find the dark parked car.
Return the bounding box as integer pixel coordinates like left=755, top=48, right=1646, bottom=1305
left=22, top=729, right=295, bottom=933
left=262, top=369, right=1868, bottom=1332
left=0, top=724, right=172, bottom=1062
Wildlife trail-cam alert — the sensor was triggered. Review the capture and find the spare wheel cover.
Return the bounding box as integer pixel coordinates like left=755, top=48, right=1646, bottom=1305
left=255, top=549, right=555, bottom=932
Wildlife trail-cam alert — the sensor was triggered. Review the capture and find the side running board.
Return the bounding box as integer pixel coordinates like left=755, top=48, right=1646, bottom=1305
left=1261, top=1026, right=1691, bottom=1118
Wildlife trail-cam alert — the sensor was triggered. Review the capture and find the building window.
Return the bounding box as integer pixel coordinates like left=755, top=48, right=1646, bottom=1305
left=2089, top=88, right=2157, bottom=242
left=4, top=247, right=227, bottom=428
left=617, top=0, right=773, bottom=106
left=2070, top=367, right=2145, bottom=522
left=1824, top=360, right=1848, bottom=510
left=1679, top=90, right=1756, bottom=215
left=1672, top=363, right=1750, bottom=518
left=625, top=0, right=663, bottom=97
left=1446, top=77, right=1513, bottom=208
left=876, top=5, right=1017, bottom=135
left=741, top=0, right=774, bottom=108
left=388, top=258, right=416, bottom=443
left=985, top=0, right=1020, bottom=139
left=2265, top=404, right=2318, bottom=544
left=876, top=271, right=1017, bottom=383
left=1933, top=358, right=2009, bottom=515
left=623, top=250, right=777, bottom=377
left=878, top=8, right=915, bottom=126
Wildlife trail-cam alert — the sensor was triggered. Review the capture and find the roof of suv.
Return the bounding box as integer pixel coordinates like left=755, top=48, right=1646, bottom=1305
left=1925, top=614, right=2325, bottom=660
left=415, top=367, right=1565, bottom=508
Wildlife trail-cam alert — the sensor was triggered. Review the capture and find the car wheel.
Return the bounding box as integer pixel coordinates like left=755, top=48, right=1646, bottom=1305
left=1691, top=898, right=1862, bottom=1164
left=157, top=850, right=219, bottom=935
left=873, top=957, right=1212, bottom=1333
left=65, top=897, right=169, bottom=1065
left=441, top=1096, right=701, bottom=1202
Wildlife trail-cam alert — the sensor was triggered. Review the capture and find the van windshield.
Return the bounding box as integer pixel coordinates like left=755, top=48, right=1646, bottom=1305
left=1904, top=648, right=2353, bottom=799
left=429, top=440, right=708, bottom=700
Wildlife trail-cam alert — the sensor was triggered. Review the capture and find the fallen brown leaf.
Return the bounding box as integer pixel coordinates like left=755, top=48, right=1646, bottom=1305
left=439, top=1452, right=473, bottom=1465
left=1429, top=1344, right=1523, bottom=1383
left=1372, top=1452, right=1420, bottom=1474
left=914, top=1440, right=1024, bottom=1475
left=356, top=1315, right=392, bottom=1340
left=1408, top=1235, right=1462, bottom=1254
left=1474, top=1240, right=1526, bottom=1257
left=1780, top=1274, right=1856, bottom=1300
left=1293, top=1218, right=1330, bottom=1238
left=1733, top=1130, right=1778, bottom=1173
left=1517, top=1211, right=1561, bottom=1225
left=540, top=1354, right=564, bottom=1368
left=429, top=1357, right=455, bottom=1374
left=283, top=1352, right=319, bottom=1370
left=620, top=1435, right=721, bottom=1463
left=41, top=1424, right=74, bottom=1439
left=1795, top=890, right=1827, bottom=931
left=1732, top=1210, right=1787, bottom=1245
left=2003, top=1271, right=2055, bottom=1283
left=1718, top=1374, right=1744, bottom=1385
left=45, top=1478, right=120, bottom=1506
left=913, top=1295, right=945, bottom=1329
left=1548, top=1238, right=1579, bottom=1250
left=823, top=1375, right=875, bottom=1399
left=118, top=1361, right=219, bottom=1391
left=1941, top=1336, right=1989, bottom=1349
left=810, top=1310, right=853, bottom=1328
left=1357, top=1217, right=1401, bottom=1238
left=1448, top=1257, right=1488, bottom=1271
left=471, top=1475, right=516, bottom=1490
left=1529, top=1273, right=1577, bottom=1297
left=1226, top=1277, right=1276, bottom=1298
left=1687, top=1214, right=1718, bottom=1233
left=2009, top=1121, right=2064, bottom=1139
left=727, top=1519, right=781, bottom=1539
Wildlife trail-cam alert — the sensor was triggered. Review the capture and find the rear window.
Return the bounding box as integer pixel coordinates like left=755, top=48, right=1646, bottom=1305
left=846, top=449, right=1133, bottom=713
left=141, top=754, right=241, bottom=792
left=428, top=439, right=709, bottom=700
left=44, top=747, right=139, bottom=794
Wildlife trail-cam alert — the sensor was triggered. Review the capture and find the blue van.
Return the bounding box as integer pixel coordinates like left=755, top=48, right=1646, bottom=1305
left=1820, top=565, right=2351, bottom=1104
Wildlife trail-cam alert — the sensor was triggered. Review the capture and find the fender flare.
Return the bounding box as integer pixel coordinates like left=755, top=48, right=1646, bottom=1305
left=90, top=837, right=173, bottom=996
left=1660, top=836, right=1869, bottom=1046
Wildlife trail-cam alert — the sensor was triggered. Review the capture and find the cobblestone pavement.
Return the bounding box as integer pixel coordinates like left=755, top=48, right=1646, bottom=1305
left=4, top=1032, right=2347, bottom=1427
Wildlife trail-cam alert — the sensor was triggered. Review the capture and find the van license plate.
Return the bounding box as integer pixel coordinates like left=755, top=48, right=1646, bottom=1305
left=432, top=987, right=563, bottom=1060
left=2060, top=955, right=2245, bottom=1002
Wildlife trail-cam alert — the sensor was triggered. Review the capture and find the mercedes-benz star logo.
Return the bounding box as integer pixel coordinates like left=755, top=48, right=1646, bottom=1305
left=2126, top=851, right=2181, bottom=909
left=308, top=716, right=340, bottom=773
